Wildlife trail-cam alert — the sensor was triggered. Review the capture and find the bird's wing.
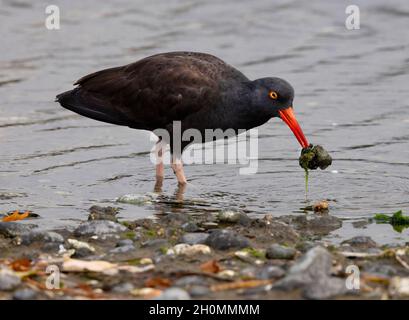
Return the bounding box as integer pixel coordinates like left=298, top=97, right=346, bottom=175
left=68, top=52, right=247, bottom=130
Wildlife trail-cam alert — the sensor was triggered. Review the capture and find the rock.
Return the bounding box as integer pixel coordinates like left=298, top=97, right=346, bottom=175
left=156, top=287, right=191, bottom=300
left=67, top=239, right=95, bottom=256
left=140, top=258, right=153, bottom=265
left=0, top=222, right=37, bottom=238
left=141, top=239, right=169, bottom=249
left=217, top=210, right=245, bottom=223
left=273, top=246, right=346, bottom=299
left=288, top=215, right=342, bottom=236
left=110, top=245, right=135, bottom=254
left=116, top=193, right=157, bottom=205
left=74, top=220, right=127, bottom=237
left=0, top=268, right=21, bottom=291
left=181, top=222, right=200, bottom=232
left=179, top=233, right=209, bottom=245
left=111, top=282, right=134, bottom=294
left=167, top=244, right=211, bottom=256
left=266, top=244, right=297, bottom=260
left=13, top=288, right=37, bottom=300
left=201, top=222, right=219, bottom=230
left=205, top=230, right=250, bottom=250
left=258, top=266, right=286, bottom=279
left=21, top=230, right=64, bottom=245
left=389, top=277, right=409, bottom=298
left=189, top=285, right=210, bottom=297
left=117, top=239, right=133, bottom=247
left=217, top=270, right=236, bottom=279
left=88, top=205, right=118, bottom=222
left=174, top=276, right=207, bottom=287
left=341, top=236, right=378, bottom=249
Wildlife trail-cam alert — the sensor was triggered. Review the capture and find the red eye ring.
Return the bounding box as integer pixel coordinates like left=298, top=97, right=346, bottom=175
left=269, top=91, right=278, bottom=99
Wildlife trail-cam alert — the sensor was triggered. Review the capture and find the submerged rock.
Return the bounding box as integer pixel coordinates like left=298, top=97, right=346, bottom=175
left=341, top=236, right=378, bottom=249
left=266, top=244, right=297, bottom=260
left=116, top=193, right=157, bottom=205
left=205, top=230, right=250, bottom=250
left=0, top=268, right=21, bottom=291
left=74, top=220, right=127, bottom=237
left=0, top=222, right=37, bottom=238
left=273, top=246, right=346, bottom=299
left=88, top=205, right=119, bottom=222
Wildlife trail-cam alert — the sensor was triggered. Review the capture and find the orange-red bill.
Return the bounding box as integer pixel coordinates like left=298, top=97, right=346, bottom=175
left=278, top=107, right=309, bottom=148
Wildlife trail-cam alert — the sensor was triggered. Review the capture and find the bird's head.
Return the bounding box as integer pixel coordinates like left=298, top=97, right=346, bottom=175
left=251, top=77, right=309, bottom=148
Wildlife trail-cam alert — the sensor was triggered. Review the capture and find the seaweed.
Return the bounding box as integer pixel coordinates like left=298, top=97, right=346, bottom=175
left=373, top=210, right=409, bottom=232
left=299, top=144, right=332, bottom=198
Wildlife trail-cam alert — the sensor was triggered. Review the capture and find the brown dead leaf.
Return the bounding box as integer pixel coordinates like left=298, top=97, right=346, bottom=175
left=145, top=277, right=172, bottom=288
left=10, top=258, right=31, bottom=272
left=210, top=279, right=272, bottom=292
left=200, top=259, right=222, bottom=274
left=2, top=210, right=30, bottom=222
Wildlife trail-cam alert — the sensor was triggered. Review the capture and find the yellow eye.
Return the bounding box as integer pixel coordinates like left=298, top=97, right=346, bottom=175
left=269, top=91, right=278, bottom=99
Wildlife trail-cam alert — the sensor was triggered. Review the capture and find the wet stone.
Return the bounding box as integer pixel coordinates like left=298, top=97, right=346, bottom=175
left=181, top=222, right=200, bottom=232
left=218, top=210, right=249, bottom=224
left=110, top=244, right=135, bottom=254
left=0, top=222, right=37, bottom=238
left=111, top=282, right=134, bottom=294
left=189, top=285, right=210, bottom=297
left=174, top=276, right=207, bottom=287
left=117, top=239, right=133, bottom=247
left=156, top=287, right=191, bottom=300
left=205, top=229, right=250, bottom=250
left=258, top=266, right=286, bottom=280
left=0, top=268, right=21, bottom=291
left=74, top=220, right=127, bottom=237
left=141, top=238, right=169, bottom=249
left=273, top=246, right=346, bottom=299
left=266, top=244, right=297, bottom=260
left=13, top=288, right=37, bottom=300
left=88, top=205, right=119, bottom=222
left=179, top=232, right=209, bottom=245
left=21, top=230, right=64, bottom=245
left=341, top=236, right=378, bottom=249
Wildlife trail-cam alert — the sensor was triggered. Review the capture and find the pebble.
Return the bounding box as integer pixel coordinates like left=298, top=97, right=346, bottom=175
left=0, top=268, right=21, bottom=291
left=116, top=193, right=157, bottom=205
left=217, top=210, right=242, bottom=223
left=110, top=244, right=135, bottom=254
left=0, top=222, right=37, bottom=238
left=205, top=230, right=250, bottom=250
left=141, top=238, right=169, bottom=249
left=21, top=230, right=64, bottom=245
left=167, top=244, right=211, bottom=256
left=341, top=236, right=378, bottom=249
left=201, top=222, right=219, bottom=230
left=74, top=220, right=127, bottom=237
left=117, top=239, right=134, bottom=247
left=179, top=232, right=209, bottom=245
left=273, top=246, right=346, bottom=299
left=88, top=205, right=118, bottom=222
left=111, top=282, right=134, bottom=294
left=389, top=277, right=409, bottom=298
left=266, top=244, right=297, bottom=260
left=181, top=222, right=200, bottom=232
left=174, top=276, right=207, bottom=287
left=258, top=266, right=286, bottom=279
left=13, top=288, right=37, bottom=300
left=156, top=287, right=191, bottom=300
left=67, top=239, right=96, bottom=255
left=189, top=285, right=210, bottom=297
left=217, top=270, right=236, bottom=279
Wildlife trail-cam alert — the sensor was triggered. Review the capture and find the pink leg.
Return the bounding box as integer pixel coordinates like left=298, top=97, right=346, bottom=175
left=171, top=156, right=187, bottom=186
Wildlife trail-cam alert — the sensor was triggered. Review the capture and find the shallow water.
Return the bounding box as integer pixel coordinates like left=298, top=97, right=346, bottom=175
left=1, top=0, right=408, bottom=244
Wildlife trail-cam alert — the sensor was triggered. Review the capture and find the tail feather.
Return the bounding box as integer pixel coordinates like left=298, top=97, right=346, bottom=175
left=56, top=88, right=130, bottom=126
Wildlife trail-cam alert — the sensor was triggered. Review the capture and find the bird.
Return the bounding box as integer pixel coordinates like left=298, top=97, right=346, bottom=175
left=56, top=51, right=309, bottom=187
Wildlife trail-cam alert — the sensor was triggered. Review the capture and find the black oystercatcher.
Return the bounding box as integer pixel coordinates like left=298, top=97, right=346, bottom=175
left=56, top=51, right=309, bottom=186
